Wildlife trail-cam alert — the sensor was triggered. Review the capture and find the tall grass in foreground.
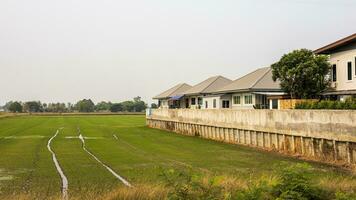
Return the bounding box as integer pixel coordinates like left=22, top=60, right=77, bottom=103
left=2, top=163, right=355, bottom=200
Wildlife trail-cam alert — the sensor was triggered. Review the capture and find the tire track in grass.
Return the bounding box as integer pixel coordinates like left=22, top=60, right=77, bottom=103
left=47, top=128, right=68, bottom=200
left=77, top=128, right=132, bottom=187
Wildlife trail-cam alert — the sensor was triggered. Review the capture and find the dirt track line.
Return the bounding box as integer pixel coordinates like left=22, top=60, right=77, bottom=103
left=47, top=128, right=68, bottom=200
left=3, top=135, right=46, bottom=139
left=78, top=130, right=132, bottom=187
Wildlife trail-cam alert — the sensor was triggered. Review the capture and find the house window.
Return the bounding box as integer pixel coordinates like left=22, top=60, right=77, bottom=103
left=222, top=100, right=230, bottom=108
left=205, top=101, right=208, bottom=108
left=348, top=62, right=352, bottom=80
left=332, top=64, right=337, bottom=82
left=198, top=97, right=203, bottom=105
left=244, top=95, right=253, bottom=104
left=233, top=96, right=241, bottom=104
left=271, top=99, right=278, bottom=109
left=191, top=98, right=196, bottom=105
left=213, top=99, right=217, bottom=108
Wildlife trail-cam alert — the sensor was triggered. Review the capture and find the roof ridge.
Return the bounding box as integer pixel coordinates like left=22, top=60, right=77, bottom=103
left=169, top=83, right=187, bottom=96
left=201, top=76, right=223, bottom=93
left=250, top=67, right=271, bottom=89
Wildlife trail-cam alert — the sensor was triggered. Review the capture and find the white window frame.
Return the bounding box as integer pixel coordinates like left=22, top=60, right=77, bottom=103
left=332, top=64, right=337, bottom=82
left=244, top=95, right=253, bottom=105
left=233, top=95, right=241, bottom=105
left=347, top=61, right=352, bottom=81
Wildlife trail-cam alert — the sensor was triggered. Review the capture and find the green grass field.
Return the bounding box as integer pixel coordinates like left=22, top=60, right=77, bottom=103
left=0, top=115, right=354, bottom=199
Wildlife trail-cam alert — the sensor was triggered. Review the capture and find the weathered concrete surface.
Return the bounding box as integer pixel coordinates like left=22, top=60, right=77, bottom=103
left=147, top=109, right=356, bottom=165
left=148, top=109, right=356, bottom=142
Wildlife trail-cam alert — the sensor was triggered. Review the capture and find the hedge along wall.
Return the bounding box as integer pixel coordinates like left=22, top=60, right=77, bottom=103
left=146, top=109, right=356, bottom=165
left=279, top=99, right=318, bottom=109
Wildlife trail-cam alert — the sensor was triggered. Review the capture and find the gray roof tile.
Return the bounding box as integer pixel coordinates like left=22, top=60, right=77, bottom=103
left=153, top=83, right=192, bottom=99
left=183, top=76, right=232, bottom=95
left=216, top=67, right=281, bottom=93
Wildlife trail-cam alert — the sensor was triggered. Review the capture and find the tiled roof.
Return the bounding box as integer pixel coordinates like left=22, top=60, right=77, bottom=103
left=216, top=67, right=281, bottom=93
left=153, top=83, right=192, bottom=99
left=183, top=76, right=232, bottom=95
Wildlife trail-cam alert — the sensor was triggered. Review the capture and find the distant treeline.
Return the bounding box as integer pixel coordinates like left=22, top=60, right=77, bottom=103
left=2, top=97, right=157, bottom=113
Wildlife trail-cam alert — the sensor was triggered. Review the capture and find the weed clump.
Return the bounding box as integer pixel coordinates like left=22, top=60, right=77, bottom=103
left=159, top=163, right=355, bottom=200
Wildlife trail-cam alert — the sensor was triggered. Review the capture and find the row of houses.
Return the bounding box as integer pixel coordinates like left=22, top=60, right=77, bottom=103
left=153, top=33, right=356, bottom=109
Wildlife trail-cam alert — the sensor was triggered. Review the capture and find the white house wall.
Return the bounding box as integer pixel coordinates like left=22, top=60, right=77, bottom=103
left=202, top=96, right=221, bottom=109
left=330, top=44, right=356, bottom=94
left=159, top=99, right=169, bottom=109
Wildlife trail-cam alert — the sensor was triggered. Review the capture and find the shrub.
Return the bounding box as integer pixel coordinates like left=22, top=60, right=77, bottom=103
left=311, top=101, right=320, bottom=109
left=334, top=191, right=356, bottom=200
left=326, top=100, right=337, bottom=109
left=160, top=168, right=227, bottom=200
left=294, top=102, right=304, bottom=109
left=234, top=180, right=273, bottom=200
left=318, top=100, right=329, bottom=109
left=295, top=98, right=356, bottom=110
left=273, top=163, right=327, bottom=200
left=159, top=165, right=353, bottom=200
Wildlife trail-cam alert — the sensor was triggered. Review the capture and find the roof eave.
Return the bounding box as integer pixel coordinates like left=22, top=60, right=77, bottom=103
left=214, top=87, right=282, bottom=94
left=184, top=93, right=202, bottom=96
left=314, top=33, right=356, bottom=54
left=152, top=97, right=170, bottom=100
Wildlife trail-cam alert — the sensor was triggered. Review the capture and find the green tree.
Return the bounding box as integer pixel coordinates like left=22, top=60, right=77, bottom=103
left=3, top=101, right=14, bottom=111
left=121, top=101, right=135, bottom=112
left=95, top=101, right=112, bottom=111
left=271, top=49, right=331, bottom=99
left=75, top=99, right=95, bottom=112
left=133, top=96, right=147, bottom=112
left=8, top=101, right=23, bottom=113
left=24, top=101, right=43, bottom=112
left=110, top=103, right=123, bottom=112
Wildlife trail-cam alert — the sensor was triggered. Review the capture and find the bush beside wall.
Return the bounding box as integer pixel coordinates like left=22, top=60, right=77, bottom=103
left=295, top=98, right=356, bottom=110
left=279, top=99, right=318, bottom=109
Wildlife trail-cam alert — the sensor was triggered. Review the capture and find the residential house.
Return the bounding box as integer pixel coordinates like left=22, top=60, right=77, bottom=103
left=183, top=76, right=232, bottom=109
left=314, top=33, right=356, bottom=101
left=153, top=83, right=192, bottom=109
left=215, top=67, right=284, bottom=109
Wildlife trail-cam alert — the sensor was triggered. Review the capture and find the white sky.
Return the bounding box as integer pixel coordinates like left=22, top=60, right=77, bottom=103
left=1, top=0, right=355, bottom=105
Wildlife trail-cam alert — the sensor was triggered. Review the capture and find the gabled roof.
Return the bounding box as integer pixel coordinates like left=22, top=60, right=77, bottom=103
left=183, top=76, right=232, bottom=96
left=314, top=33, right=356, bottom=54
left=216, top=67, right=281, bottom=93
left=153, top=83, right=192, bottom=99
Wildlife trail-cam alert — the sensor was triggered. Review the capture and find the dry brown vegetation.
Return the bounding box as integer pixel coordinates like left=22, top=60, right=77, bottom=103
left=1, top=175, right=355, bottom=200
left=1, top=185, right=168, bottom=200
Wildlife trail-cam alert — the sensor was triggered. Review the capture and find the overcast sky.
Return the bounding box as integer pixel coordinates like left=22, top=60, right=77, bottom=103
left=1, top=0, right=355, bottom=105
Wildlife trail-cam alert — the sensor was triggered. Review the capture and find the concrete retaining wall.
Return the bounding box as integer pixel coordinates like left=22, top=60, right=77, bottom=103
left=146, top=109, right=356, bottom=165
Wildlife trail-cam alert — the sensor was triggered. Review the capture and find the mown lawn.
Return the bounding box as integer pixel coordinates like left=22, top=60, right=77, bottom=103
left=0, top=115, right=354, bottom=199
